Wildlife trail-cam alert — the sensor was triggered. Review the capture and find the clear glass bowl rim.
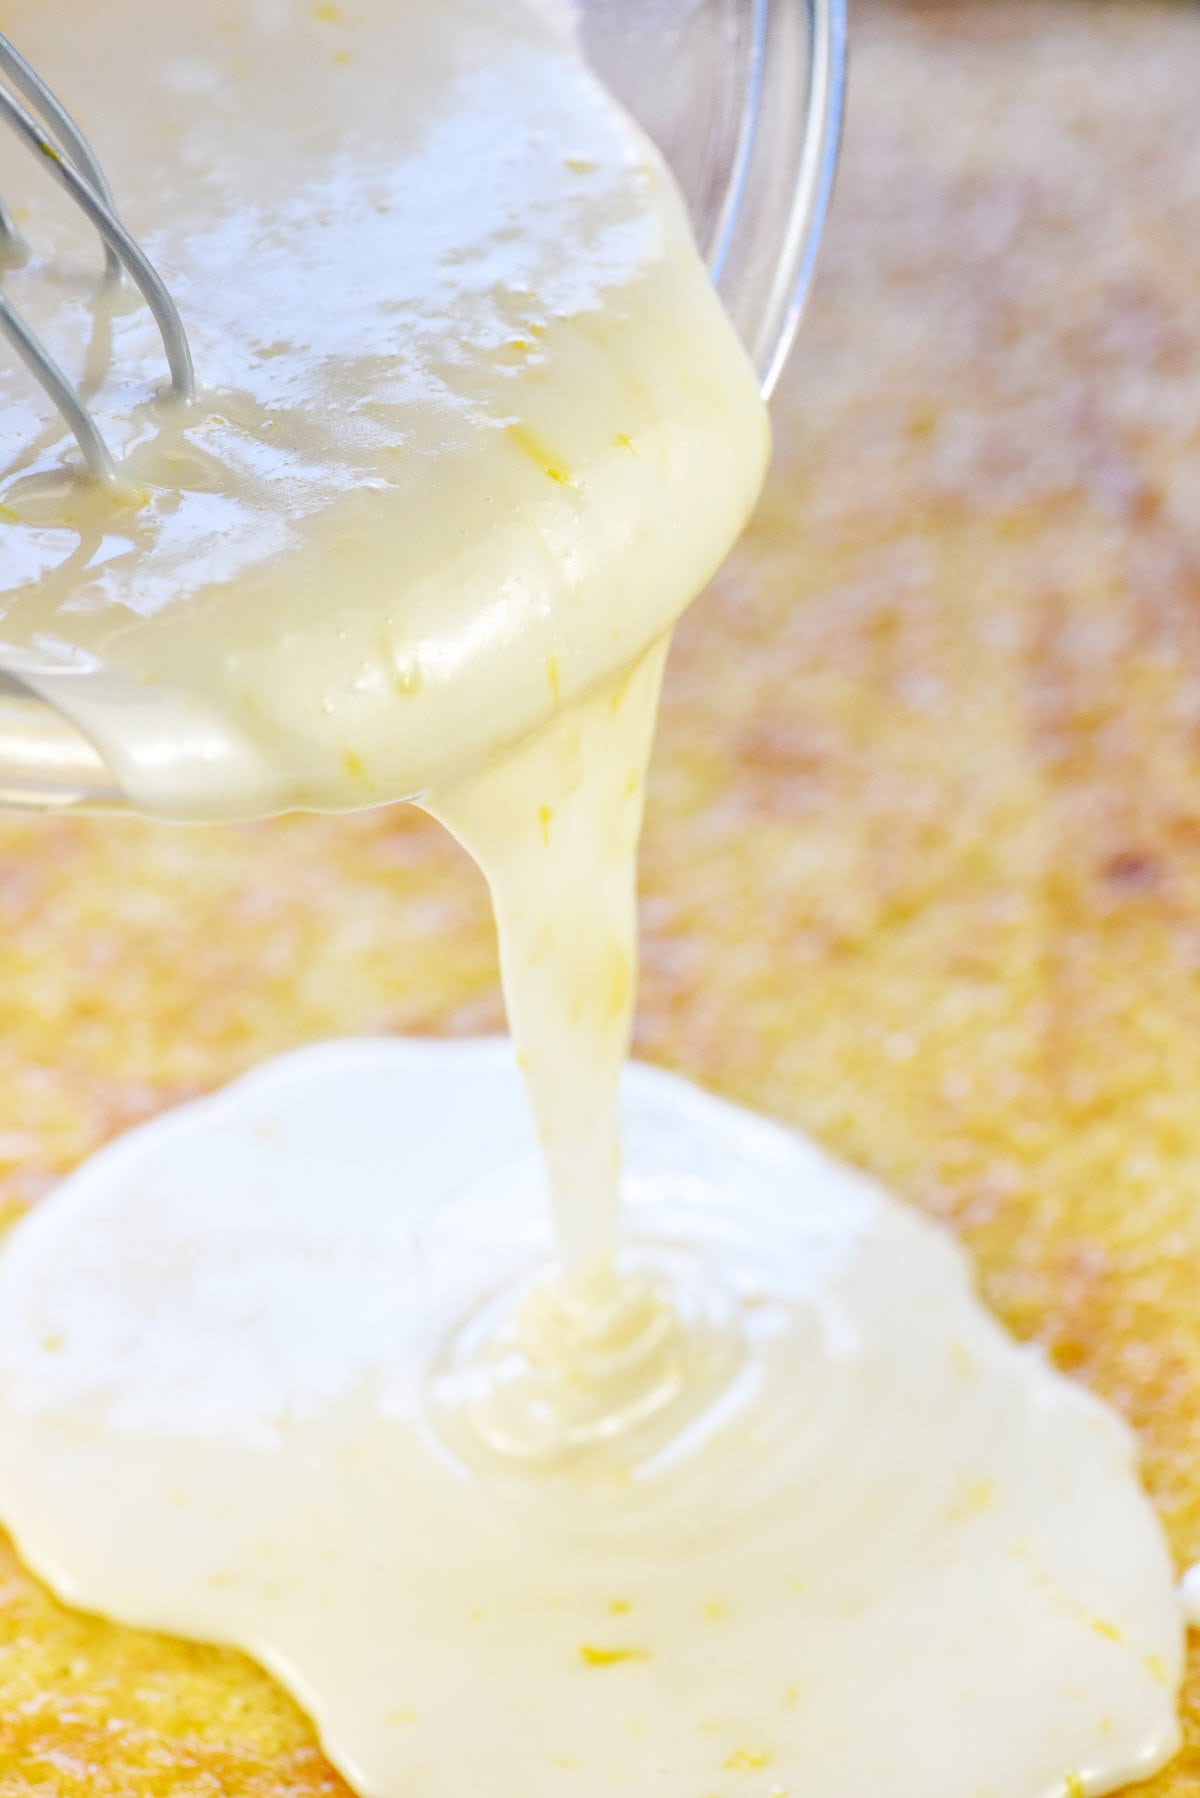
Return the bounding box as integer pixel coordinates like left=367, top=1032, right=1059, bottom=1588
left=0, top=0, right=847, bottom=809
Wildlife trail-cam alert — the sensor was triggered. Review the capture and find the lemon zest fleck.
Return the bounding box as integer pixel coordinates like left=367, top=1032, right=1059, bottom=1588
left=506, top=422, right=571, bottom=485
left=945, top=1476, right=993, bottom=1523
left=725, top=1748, right=773, bottom=1772
left=579, top=1644, right=649, bottom=1667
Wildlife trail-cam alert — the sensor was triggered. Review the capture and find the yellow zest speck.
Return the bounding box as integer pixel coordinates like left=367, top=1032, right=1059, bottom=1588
left=579, top=1644, right=650, bottom=1667
left=703, top=1600, right=727, bottom=1622
left=115, top=482, right=151, bottom=515
left=1090, top=1618, right=1122, bottom=1643
left=40, top=1333, right=64, bottom=1354
left=608, top=1598, right=632, bottom=1616
left=539, top=805, right=553, bottom=846
left=386, top=1707, right=417, bottom=1726
left=613, top=432, right=634, bottom=453
left=0, top=504, right=17, bottom=523
left=343, top=749, right=365, bottom=781
left=784, top=1685, right=800, bottom=1706
left=313, top=3, right=342, bottom=19
left=506, top=422, right=571, bottom=485
left=1146, top=1653, right=1169, bottom=1686
left=946, top=1476, right=993, bottom=1523
left=333, top=48, right=353, bottom=64
left=1064, top=1774, right=1085, bottom=1798
left=725, top=1748, right=773, bottom=1772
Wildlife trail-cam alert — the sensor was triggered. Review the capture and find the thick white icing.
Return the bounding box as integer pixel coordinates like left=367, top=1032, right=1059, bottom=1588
left=0, top=1042, right=1182, bottom=1798
left=0, top=0, right=766, bottom=820
left=0, top=5, right=1185, bottom=1795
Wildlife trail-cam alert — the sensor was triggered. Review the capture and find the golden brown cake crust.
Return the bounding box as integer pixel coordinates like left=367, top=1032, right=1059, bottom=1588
left=3, top=0, right=1200, bottom=1788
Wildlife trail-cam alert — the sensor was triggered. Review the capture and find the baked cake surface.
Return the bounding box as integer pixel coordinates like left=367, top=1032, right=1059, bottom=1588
left=3, top=0, right=1200, bottom=1789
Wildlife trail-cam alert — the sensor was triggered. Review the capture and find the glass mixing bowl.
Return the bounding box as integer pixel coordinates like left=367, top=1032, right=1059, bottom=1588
left=0, top=0, right=846, bottom=810
left=583, top=0, right=845, bottom=396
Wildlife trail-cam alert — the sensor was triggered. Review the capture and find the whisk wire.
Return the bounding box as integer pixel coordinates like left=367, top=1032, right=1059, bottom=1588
left=0, top=32, right=120, bottom=276
left=0, top=196, right=24, bottom=266
left=0, top=31, right=195, bottom=487
left=0, top=290, right=117, bottom=483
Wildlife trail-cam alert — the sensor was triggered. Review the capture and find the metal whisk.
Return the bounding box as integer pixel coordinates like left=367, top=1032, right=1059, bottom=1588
left=0, top=32, right=194, bottom=487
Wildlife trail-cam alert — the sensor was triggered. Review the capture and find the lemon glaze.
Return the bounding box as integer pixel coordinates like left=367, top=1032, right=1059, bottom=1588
left=0, top=1042, right=1182, bottom=1798
left=0, top=3, right=1185, bottom=1794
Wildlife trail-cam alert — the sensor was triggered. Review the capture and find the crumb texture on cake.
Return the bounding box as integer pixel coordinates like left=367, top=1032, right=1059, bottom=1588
left=3, top=0, right=1200, bottom=1790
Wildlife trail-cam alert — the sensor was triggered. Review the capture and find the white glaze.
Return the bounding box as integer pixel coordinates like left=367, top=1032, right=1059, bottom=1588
left=0, top=5, right=1185, bottom=1794
left=0, top=0, right=766, bottom=820
left=0, top=1042, right=1182, bottom=1798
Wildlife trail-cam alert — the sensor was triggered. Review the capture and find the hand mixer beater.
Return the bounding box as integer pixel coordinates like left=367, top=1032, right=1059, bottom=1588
left=0, top=31, right=194, bottom=488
